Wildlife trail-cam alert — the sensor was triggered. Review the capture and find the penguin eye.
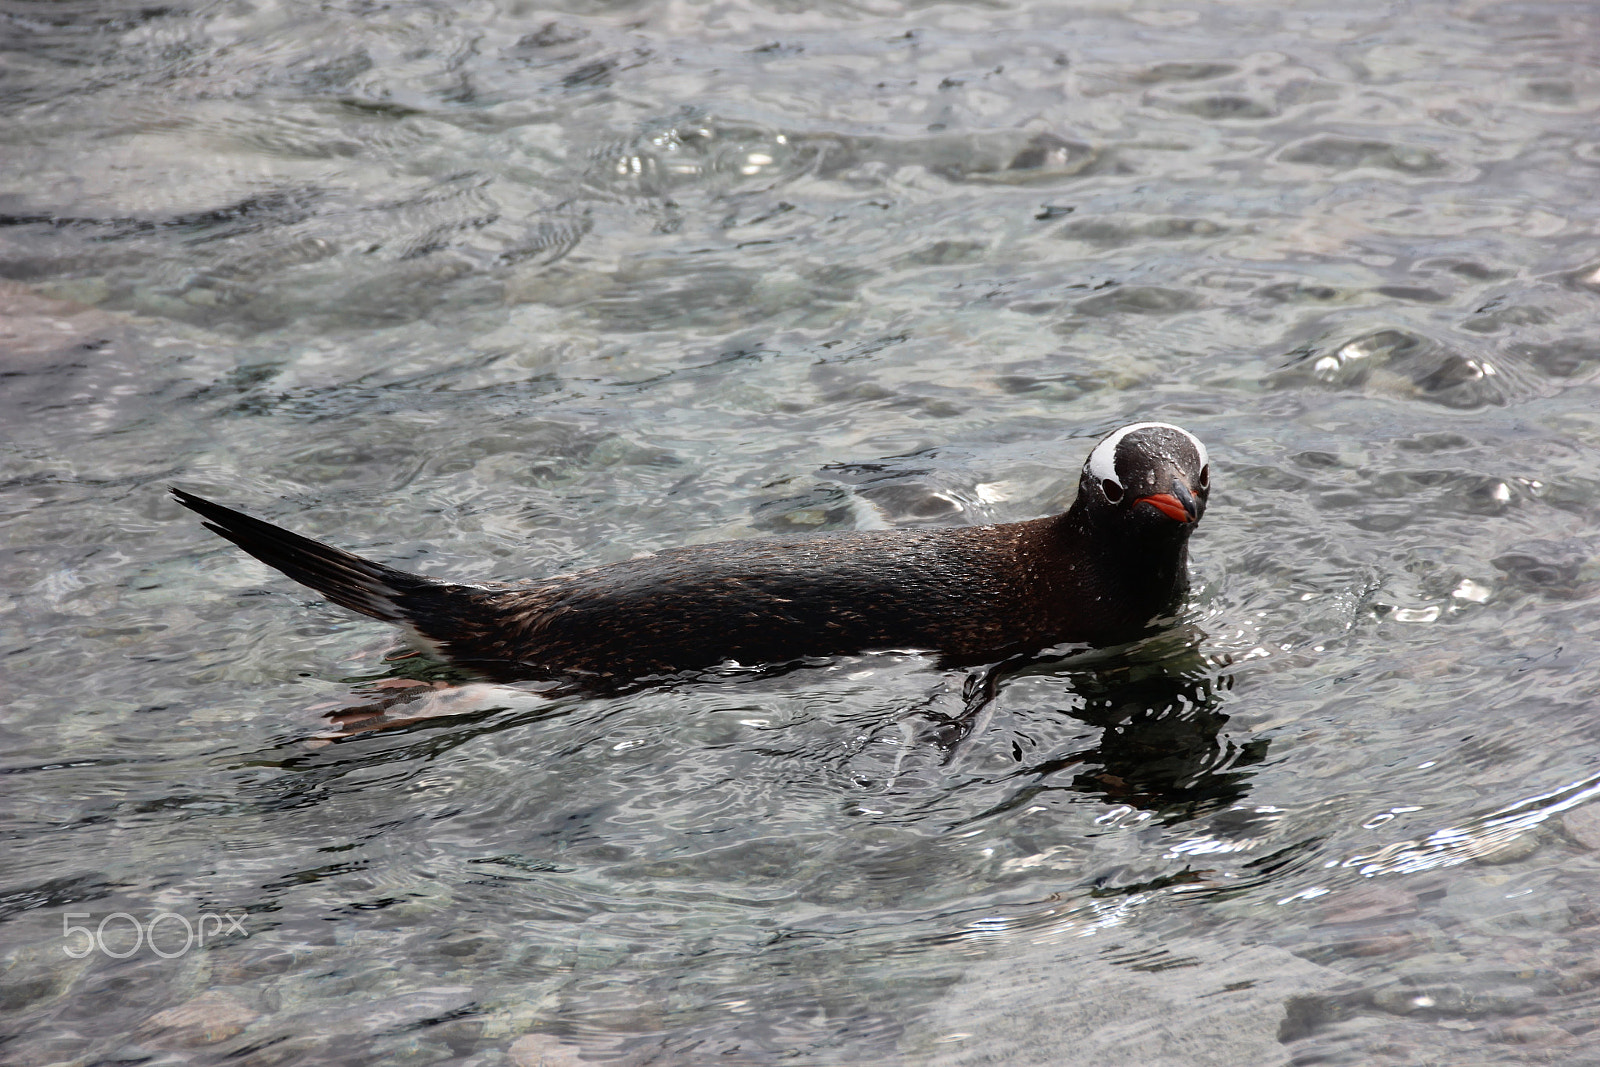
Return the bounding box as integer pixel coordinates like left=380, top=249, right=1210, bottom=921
left=1101, top=478, right=1124, bottom=503
left=1198, top=464, right=1210, bottom=491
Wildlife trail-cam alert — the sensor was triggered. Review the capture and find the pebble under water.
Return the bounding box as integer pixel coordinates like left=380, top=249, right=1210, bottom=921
left=4, top=0, right=1600, bottom=1063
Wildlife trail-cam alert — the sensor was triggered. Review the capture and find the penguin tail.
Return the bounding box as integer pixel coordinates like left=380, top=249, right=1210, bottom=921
left=171, top=487, right=460, bottom=633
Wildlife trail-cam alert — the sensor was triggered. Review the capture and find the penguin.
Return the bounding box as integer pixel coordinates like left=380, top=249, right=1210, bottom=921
left=173, top=422, right=1209, bottom=688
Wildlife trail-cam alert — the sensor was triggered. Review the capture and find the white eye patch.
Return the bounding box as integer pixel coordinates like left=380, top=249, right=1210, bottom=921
left=1086, top=422, right=1209, bottom=490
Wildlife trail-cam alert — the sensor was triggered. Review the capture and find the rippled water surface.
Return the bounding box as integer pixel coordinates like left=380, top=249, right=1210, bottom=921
left=5, top=0, right=1600, bottom=1063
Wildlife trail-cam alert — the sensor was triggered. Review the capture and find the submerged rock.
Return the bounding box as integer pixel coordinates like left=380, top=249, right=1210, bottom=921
left=913, top=937, right=1341, bottom=1066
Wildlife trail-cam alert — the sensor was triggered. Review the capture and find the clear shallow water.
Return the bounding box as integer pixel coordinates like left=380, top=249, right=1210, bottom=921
left=4, top=0, right=1600, bottom=1062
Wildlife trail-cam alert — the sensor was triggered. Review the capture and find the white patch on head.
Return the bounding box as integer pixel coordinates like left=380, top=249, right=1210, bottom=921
left=1086, top=422, right=1209, bottom=489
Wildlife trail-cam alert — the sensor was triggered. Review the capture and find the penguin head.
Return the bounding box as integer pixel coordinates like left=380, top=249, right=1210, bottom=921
left=1079, top=422, right=1209, bottom=533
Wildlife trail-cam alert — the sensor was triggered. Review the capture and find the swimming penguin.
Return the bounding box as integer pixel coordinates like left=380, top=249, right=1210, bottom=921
left=173, top=422, right=1209, bottom=688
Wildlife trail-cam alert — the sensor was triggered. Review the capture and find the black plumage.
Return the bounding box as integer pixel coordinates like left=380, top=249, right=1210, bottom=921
left=173, top=423, right=1210, bottom=687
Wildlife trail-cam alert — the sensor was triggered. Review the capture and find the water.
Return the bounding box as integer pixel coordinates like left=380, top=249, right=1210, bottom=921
left=4, top=0, right=1600, bottom=1062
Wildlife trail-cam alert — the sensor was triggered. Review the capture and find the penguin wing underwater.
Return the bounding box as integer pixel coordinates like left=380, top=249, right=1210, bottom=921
left=174, top=422, right=1209, bottom=689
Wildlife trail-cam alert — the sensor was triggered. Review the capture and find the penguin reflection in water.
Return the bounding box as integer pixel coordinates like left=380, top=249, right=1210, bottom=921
left=174, top=423, right=1209, bottom=699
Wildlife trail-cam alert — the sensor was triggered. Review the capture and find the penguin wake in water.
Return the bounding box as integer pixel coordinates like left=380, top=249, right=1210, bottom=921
left=173, top=422, right=1209, bottom=690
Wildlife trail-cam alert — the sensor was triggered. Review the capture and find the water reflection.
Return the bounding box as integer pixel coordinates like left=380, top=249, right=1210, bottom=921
left=931, top=631, right=1265, bottom=825
left=1060, top=656, right=1262, bottom=820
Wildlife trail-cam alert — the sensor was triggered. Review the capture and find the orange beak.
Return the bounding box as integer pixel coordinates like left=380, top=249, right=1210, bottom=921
left=1136, top=491, right=1195, bottom=523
